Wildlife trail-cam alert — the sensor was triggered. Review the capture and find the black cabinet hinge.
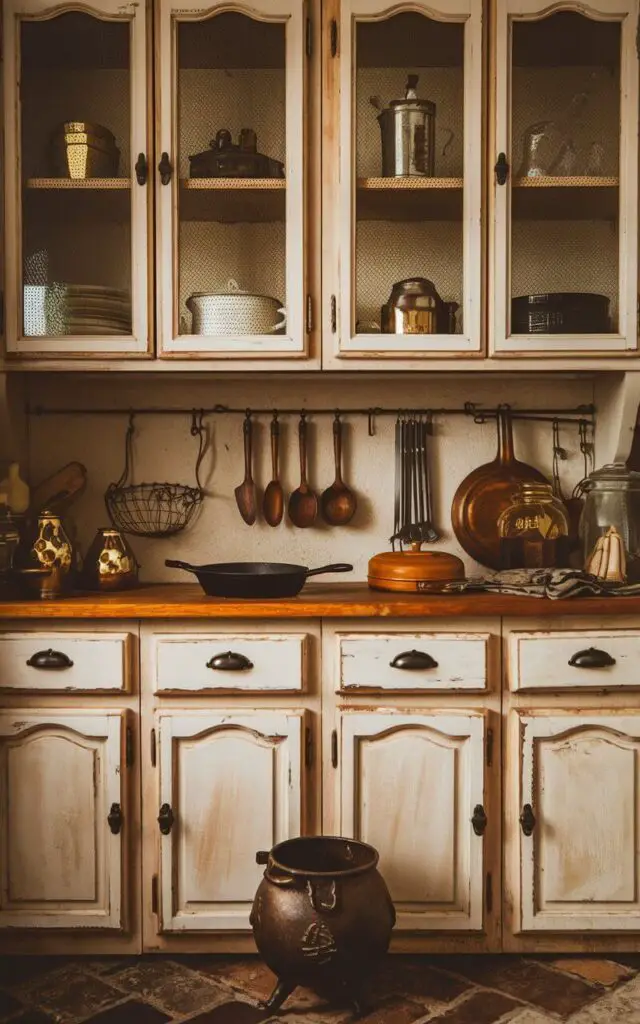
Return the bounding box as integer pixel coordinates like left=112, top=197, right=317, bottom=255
left=125, top=726, right=134, bottom=768
left=330, top=295, right=337, bottom=333
left=306, top=293, right=313, bottom=334
left=306, top=16, right=312, bottom=58
left=151, top=874, right=158, bottom=914
left=331, top=729, right=338, bottom=768
left=150, top=728, right=157, bottom=767
left=486, top=727, right=493, bottom=768
left=485, top=871, right=493, bottom=913
left=305, top=726, right=313, bottom=768
left=330, top=18, right=338, bottom=57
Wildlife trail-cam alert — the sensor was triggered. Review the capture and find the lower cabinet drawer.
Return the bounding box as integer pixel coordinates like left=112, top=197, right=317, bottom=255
left=152, top=633, right=306, bottom=692
left=508, top=629, right=640, bottom=690
left=0, top=632, right=131, bottom=691
left=338, top=633, right=489, bottom=691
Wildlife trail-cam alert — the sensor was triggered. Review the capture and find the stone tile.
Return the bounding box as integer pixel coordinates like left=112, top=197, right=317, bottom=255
left=7, top=1011, right=56, bottom=1024
left=17, top=967, right=122, bottom=1023
left=205, top=961, right=278, bottom=1002
left=350, top=998, right=428, bottom=1024
left=85, top=959, right=138, bottom=978
left=432, top=991, right=521, bottom=1024
left=438, top=956, right=599, bottom=1016
left=82, top=1000, right=172, bottom=1023
left=0, top=958, right=67, bottom=990
left=187, top=1000, right=274, bottom=1023
left=567, top=974, right=640, bottom=1024
left=548, top=958, right=633, bottom=988
left=372, top=959, right=472, bottom=1006
left=110, top=961, right=227, bottom=1016
left=506, top=1012, right=556, bottom=1024
left=609, top=955, right=640, bottom=971
left=0, top=988, right=23, bottom=1017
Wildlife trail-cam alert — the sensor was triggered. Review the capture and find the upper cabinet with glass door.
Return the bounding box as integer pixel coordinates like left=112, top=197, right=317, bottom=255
left=492, top=0, right=639, bottom=355
left=3, top=0, right=150, bottom=356
left=156, top=0, right=308, bottom=358
left=326, top=0, right=483, bottom=359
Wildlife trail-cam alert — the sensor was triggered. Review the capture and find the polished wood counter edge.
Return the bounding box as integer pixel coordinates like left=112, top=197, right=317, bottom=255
left=0, top=582, right=638, bottom=619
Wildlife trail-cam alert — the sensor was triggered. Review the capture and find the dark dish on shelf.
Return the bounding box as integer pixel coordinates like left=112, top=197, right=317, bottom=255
left=511, top=292, right=610, bottom=334
left=189, top=128, right=284, bottom=179
left=165, top=559, right=353, bottom=598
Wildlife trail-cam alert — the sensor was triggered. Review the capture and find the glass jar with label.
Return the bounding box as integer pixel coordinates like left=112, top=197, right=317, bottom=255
left=580, top=464, right=640, bottom=582
left=498, top=481, right=570, bottom=569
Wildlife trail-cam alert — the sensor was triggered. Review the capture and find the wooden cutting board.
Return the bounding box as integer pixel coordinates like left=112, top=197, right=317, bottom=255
left=30, top=461, right=87, bottom=515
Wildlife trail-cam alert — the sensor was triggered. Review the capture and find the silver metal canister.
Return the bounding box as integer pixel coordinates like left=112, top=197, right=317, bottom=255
left=377, top=75, right=436, bottom=177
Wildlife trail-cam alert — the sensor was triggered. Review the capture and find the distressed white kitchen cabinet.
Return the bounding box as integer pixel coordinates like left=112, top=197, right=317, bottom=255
left=336, top=710, right=486, bottom=931
left=0, top=710, right=126, bottom=929
left=0, top=630, right=133, bottom=692
left=507, top=627, right=640, bottom=691
left=491, top=0, right=639, bottom=355
left=508, top=711, right=640, bottom=932
left=337, top=632, right=489, bottom=691
left=155, top=710, right=305, bottom=931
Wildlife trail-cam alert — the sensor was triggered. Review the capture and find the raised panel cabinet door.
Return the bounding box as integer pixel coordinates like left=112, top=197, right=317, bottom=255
left=326, top=0, right=483, bottom=359
left=491, top=0, right=639, bottom=355
left=3, top=0, right=150, bottom=356
left=0, top=711, right=124, bottom=929
left=515, top=713, right=640, bottom=931
left=339, top=712, right=485, bottom=930
left=156, top=0, right=309, bottom=358
left=157, top=710, right=304, bottom=931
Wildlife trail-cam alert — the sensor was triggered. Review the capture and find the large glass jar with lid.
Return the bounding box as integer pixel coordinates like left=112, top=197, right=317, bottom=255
left=580, top=464, right=640, bottom=582
left=498, top=481, right=570, bottom=569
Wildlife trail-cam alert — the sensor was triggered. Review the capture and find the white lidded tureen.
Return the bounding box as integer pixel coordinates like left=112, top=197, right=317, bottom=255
left=187, top=279, right=286, bottom=336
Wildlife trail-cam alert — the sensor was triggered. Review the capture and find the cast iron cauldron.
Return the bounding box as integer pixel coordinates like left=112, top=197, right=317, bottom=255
left=250, top=836, right=395, bottom=1015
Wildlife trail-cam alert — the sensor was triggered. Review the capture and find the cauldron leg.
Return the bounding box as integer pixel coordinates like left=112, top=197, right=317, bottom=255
left=348, top=981, right=371, bottom=1019
left=263, top=978, right=295, bottom=1012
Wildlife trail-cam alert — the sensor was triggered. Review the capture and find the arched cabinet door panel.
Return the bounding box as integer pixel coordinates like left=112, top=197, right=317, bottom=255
left=156, top=710, right=305, bottom=931
left=0, top=712, right=125, bottom=929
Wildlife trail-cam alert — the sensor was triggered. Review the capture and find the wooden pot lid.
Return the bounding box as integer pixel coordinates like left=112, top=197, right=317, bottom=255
left=368, top=544, right=465, bottom=586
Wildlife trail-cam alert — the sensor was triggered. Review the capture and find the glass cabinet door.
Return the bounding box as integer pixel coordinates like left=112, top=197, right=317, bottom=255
left=3, top=0, right=150, bottom=356
left=493, top=0, right=639, bottom=354
left=328, top=0, right=482, bottom=358
left=157, top=0, right=307, bottom=357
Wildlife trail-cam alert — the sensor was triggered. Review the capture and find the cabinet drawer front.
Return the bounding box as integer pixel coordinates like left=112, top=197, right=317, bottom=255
left=339, top=634, right=489, bottom=691
left=0, top=632, right=131, bottom=692
left=153, top=634, right=306, bottom=692
left=509, top=630, right=640, bottom=690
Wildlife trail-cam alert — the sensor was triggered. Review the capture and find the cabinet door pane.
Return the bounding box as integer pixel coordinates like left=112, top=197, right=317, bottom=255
left=339, top=711, right=485, bottom=930
left=4, top=0, right=149, bottom=355
left=493, top=1, right=639, bottom=353
left=0, top=712, right=124, bottom=929
left=157, top=711, right=303, bottom=931
left=158, top=1, right=306, bottom=356
left=333, top=0, right=482, bottom=357
left=515, top=713, right=640, bottom=931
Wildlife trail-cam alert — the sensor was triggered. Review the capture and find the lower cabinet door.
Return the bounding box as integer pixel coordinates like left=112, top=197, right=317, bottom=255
left=338, top=711, right=486, bottom=931
left=157, top=710, right=305, bottom=931
left=0, top=711, right=125, bottom=929
left=514, top=712, right=640, bottom=931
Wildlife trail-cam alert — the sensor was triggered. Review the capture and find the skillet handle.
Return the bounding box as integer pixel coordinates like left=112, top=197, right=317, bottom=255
left=305, top=563, right=353, bottom=578
left=165, top=559, right=198, bottom=574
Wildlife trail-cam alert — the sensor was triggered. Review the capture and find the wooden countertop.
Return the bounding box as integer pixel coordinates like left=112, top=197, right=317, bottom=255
left=0, top=582, right=636, bottom=619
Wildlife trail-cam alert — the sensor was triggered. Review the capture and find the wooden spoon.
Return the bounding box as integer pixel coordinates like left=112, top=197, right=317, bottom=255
left=234, top=413, right=257, bottom=526
left=288, top=414, right=317, bottom=528
left=321, top=415, right=357, bottom=525
left=263, top=415, right=284, bottom=527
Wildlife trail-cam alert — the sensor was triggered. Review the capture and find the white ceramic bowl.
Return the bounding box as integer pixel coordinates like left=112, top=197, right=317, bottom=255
left=187, top=280, right=286, bottom=336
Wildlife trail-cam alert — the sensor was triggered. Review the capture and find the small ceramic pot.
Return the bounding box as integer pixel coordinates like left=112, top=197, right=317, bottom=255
left=29, top=510, right=73, bottom=598
left=82, top=528, right=138, bottom=591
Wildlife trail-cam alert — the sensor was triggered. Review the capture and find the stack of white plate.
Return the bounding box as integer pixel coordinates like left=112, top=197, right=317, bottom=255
left=65, top=285, right=131, bottom=335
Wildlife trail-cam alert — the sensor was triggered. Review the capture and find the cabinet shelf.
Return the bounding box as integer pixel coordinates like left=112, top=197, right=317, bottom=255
left=180, top=179, right=286, bottom=223
left=24, top=179, right=132, bottom=223
left=357, top=177, right=463, bottom=221
left=512, top=177, right=619, bottom=220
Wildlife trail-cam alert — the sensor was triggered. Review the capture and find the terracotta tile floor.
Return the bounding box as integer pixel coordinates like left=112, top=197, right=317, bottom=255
left=1, top=955, right=640, bottom=1024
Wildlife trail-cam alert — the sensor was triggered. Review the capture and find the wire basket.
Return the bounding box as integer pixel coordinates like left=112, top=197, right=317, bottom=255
left=105, top=413, right=206, bottom=538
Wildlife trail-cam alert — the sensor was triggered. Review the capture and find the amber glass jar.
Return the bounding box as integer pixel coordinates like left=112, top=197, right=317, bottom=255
left=498, top=482, right=570, bottom=569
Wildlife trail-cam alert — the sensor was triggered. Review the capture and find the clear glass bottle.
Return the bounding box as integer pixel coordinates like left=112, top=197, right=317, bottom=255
left=580, top=464, right=640, bottom=582
left=498, top=481, right=570, bottom=569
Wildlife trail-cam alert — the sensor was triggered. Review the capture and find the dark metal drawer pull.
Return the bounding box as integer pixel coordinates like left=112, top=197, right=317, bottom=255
left=206, top=651, right=254, bottom=672
left=107, top=803, right=123, bottom=835
left=568, top=647, right=616, bottom=669
left=158, top=152, right=172, bottom=185
left=158, top=803, right=174, bottom=835
left=519, top=804, right=536, bottom=836
left=390, top=649, right=438, bottom=670
left=26, top=649, right=74, bottom=670
left=471, top=804, right=487, bottom=836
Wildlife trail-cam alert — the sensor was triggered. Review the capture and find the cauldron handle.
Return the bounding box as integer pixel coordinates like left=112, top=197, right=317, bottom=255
left=257, top=851, right=296, bottom=887
left=306, top=878, right=338, bottom=913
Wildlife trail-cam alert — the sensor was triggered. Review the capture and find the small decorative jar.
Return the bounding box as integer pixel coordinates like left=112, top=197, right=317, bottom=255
left=82, top=528, right=138, bottom=591
left=28, top=510, right=73, bottom=598
left=580, top=464, right=640, bottom=582
left=498, top=481, right=570, bottom=569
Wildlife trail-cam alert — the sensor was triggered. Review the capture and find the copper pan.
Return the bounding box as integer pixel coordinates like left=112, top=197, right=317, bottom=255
left=451, top=407, right=548, bottom=569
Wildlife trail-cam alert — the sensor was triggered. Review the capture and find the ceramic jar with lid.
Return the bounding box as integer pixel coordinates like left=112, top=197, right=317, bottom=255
left=82, top=528, right=138, bottom=591
left=580, top=464, right=640, bottom=582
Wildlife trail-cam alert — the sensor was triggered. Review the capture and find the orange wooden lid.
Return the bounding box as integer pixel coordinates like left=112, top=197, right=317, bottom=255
left=368, top=543, right=465, bottom=583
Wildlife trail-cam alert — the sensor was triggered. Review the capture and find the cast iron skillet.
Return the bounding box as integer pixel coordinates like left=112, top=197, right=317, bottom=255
left=165, top=559, right=353, bottom=598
